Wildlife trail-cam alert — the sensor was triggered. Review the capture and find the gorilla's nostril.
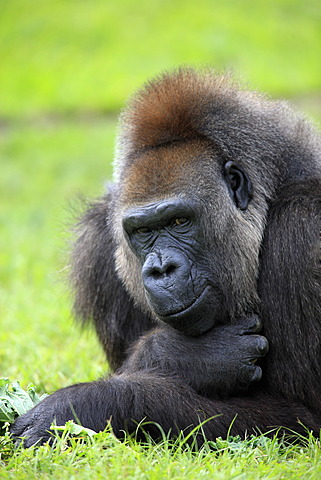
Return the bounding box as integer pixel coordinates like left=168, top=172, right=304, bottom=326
left=165, top=265, right=176, bottom=276
left=150, top=263, right=176, bottom=279
left=151, top=270, right=162, bottom=279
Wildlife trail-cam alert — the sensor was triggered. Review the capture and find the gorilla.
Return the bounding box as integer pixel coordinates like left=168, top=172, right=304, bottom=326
left=12, top=68, right=321, bottom=446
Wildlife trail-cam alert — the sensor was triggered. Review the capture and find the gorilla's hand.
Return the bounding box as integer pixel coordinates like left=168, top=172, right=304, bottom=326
left=120, top=315, right=268, bottom=397
left=11, top=381, right=110, bottom=448
left=11, top=394, right=59, bottom=447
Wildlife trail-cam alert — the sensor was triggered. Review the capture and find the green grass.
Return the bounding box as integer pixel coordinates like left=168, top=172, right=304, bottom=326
left=1, top=0, right=321, bottom=477
left=2, top=427, right=321, bottom=479
left=0, top=121, right=116, bottom=392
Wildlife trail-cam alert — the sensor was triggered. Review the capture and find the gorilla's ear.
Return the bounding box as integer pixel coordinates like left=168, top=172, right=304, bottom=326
left=224, top=161, right=253, bottom=210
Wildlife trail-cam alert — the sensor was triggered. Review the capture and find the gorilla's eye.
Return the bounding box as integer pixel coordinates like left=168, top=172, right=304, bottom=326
left=136, top=226, right=150, bottom=234
left=174, top=217, right=188, bottom=226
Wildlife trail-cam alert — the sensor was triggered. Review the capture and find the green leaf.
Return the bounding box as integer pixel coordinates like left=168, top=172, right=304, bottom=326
left=51, top=420, right=97, bottom=438
left=0, top=378, right=48, bottom=430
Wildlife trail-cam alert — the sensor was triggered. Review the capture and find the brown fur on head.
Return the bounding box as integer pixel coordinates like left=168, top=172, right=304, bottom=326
left=119, top=69, right=233, bottom=149
left=120, top=139, right=214, bottom=204
left=114, top=69, right=237, bottom=183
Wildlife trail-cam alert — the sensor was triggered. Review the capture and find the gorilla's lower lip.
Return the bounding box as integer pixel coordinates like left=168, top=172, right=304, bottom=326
left=158, top=285, right=210, bottom=320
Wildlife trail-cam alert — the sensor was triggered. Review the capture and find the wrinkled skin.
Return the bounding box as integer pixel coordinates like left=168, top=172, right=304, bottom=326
left=123, top=197, right=228, bottom=335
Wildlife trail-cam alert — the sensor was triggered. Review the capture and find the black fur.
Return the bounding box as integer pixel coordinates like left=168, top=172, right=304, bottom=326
left=12, top=69, right=321, bottom=446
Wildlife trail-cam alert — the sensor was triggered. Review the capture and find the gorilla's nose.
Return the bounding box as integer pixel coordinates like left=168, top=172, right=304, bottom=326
left=142, top=249, right=191, bottom=292
left=141, top=249, right=193, bottom=317
left=142, top=252, right=178, bottom=281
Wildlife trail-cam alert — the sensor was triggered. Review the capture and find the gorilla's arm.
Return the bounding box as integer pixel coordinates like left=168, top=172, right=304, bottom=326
left=258, top=179, right=321, bottom=406
left=11, top=374, right=320, bottom=448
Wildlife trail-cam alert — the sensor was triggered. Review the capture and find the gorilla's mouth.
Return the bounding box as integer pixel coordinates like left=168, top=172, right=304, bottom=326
left=159, top=285, right=211, bottom=320
left=156, top=285, right=223, bottom=336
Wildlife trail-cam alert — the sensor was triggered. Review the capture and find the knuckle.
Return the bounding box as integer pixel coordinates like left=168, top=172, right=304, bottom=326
left=238, top=364, right=262, bottom=390
left=234, top=315, right=262, bottom=334
left=245, top=334, right=269, bottom=356
left=256, top=336, right=269, bottom=355
left=250, top=366, right=262, bottom=382
left=245, top=315, right=262, bottom=333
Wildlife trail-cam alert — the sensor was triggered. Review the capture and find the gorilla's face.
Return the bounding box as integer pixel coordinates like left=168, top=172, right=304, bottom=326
left=122, top=197, right=224, bottom=335
left=122, top=161, right=253, bottom=336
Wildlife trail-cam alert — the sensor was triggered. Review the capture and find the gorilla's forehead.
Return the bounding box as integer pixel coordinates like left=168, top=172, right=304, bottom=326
left=120, top=139, right=217, bottom=204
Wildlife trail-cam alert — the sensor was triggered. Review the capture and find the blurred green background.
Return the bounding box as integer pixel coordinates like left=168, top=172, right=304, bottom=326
left=1, top=0, right=321, bottom=117
left=0, top=0, right=320, bottom=390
